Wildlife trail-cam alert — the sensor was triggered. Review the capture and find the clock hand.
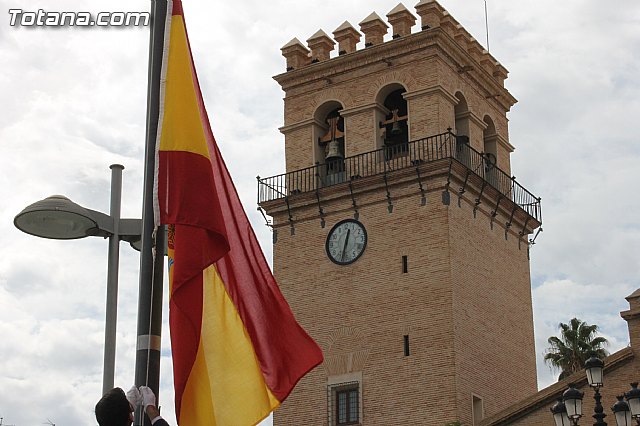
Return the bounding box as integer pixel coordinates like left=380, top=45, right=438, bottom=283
left=341, top=229, right=351, bottom=262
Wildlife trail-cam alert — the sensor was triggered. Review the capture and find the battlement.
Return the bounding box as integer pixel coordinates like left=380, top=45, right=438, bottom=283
left=281, top=0, right=508, bottom=86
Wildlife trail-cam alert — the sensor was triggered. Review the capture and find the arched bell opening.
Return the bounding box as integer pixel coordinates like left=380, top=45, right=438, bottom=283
left=482, top=115, right=499, bottom=188
left=375, top=84, right=408, bottom=160
left=314, top=102, right=345, bottom=185
left=454, top=92, right=471, bottom=168
left=454, top=92, right=470, bottom=139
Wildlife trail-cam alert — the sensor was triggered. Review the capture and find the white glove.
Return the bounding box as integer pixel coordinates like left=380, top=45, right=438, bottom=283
left=139, top=386, right=156, bottom=409
left=126, top=385, right=142, bottom=409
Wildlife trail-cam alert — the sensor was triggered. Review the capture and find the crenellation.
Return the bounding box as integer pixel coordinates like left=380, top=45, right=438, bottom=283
left=281, top=38, right=310, bottom=71
left=306, top=29, right=335, bottom=63
left=454, top=25, right=472, bottom=51
left=439, top=10, right=459, bottom=39
left=386, top=3, right=416, bottom=38
left=279, top=1, right=510, bottom=89
left=480, top=50, right=496, bottom=74
left=333, top=21, right=361, bottom=55
left=467, top=37, right=485, bottom=63
left=414, top=0, right=446, bottom=30
left=359, top=12, right=389, bottom=47
left=493, top=63, right=508, bottom=87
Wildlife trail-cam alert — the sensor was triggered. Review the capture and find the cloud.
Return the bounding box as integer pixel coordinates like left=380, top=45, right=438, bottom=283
left=533, top=279, right=636, bottom=388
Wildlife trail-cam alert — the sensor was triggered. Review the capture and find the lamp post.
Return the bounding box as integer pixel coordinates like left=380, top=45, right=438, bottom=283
left=14, top=164, right=142, bottom=395
left=551, top=357, right=640, bottom=426
left=585, top=356, right=608, bottom=426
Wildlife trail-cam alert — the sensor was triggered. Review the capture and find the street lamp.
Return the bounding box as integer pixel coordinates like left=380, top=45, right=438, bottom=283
left=552, top=399, right=572, bottom=426
left=612, top=395, right=633, bottom=426
left=14, top=164, right=142, bottom=395
left=585, top=356, right=608, bottom=425
left=586, top=356, right=605, bottom=388
left=552, top=359, right=640, bottom=426
left=563, top=384, right=584, bottom=425
left=626, top=383, right=640, bottom=421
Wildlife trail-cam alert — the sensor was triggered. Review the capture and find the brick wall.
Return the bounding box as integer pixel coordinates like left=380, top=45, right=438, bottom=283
left=268, top=2, right=535, bottom=424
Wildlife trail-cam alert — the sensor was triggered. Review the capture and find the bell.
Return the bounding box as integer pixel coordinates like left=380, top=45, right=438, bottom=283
left=325, top=139, right=344, bottom=162
left=390, top=120, right=402, bottom=136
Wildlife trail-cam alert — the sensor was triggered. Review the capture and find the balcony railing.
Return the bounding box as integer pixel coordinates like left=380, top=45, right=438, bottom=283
left=258, top=131, right=541, bottom=223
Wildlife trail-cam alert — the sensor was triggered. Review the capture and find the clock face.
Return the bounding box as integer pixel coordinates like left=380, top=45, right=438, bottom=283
left=326, top=219, right=367, bottom=265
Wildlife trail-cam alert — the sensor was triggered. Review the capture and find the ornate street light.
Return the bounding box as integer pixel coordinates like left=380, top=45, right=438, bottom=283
left=563, top=384, right=584, bottom=425
left=586, top=356, right=605, bottom=388
left=14, top=164, right=142, bottom=394
left=626, top=382, right=640, bottom=421
left=552, top=399, right=572, bottom=426
left=585, top=356, right=608, bottom=425
left=612, top=395, right=633, bottom=426
left=552, top=361, right=640, bottom=426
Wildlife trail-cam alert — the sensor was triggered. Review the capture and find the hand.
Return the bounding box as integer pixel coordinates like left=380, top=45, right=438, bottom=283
left=341, top=229, right=350, bottom=262
left=139, top=386, right=156, bottom=409
left=126, top=386, right=142, bottom=409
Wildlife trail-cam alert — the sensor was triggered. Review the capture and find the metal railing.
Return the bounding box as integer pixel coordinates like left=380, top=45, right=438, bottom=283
left=257, top=131, right=541, bottom=222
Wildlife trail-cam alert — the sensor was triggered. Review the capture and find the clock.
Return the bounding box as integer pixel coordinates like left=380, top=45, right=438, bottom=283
left=325, top=219, right=367, bottom=265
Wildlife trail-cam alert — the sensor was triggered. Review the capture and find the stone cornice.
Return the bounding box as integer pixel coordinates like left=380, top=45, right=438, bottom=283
left=340, top=102, right=387, bottom=117
left=621, top=289, right=640, bottom=321
left=455, top=110, right=486, bottom=129
left=279, top=118, right=325, bottom=134
left=497, top=134, right=515, bottom=153
left=404, top=84, right=458, bottom=105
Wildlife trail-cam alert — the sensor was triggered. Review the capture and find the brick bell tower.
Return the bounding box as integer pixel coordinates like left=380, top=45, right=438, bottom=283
left=257, top=1, right=543, bottom=425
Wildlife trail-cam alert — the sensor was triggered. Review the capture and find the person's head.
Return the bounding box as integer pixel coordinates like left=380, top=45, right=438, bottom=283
left=95, top=387, right=134, bottom=426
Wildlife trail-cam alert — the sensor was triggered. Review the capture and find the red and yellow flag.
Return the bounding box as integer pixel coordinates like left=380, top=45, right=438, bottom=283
left=153, top=1, right=323, bottom=424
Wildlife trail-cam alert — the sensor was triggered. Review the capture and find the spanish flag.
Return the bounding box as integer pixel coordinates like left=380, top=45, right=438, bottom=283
left=153, top=1, right=323, bottom=424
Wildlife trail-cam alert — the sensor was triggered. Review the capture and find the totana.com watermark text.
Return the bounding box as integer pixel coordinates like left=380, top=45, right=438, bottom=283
left=8, top=9, right=150, bottom=27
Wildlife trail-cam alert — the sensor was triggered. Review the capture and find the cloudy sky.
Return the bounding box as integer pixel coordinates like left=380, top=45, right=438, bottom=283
left=1, top=0, right=639, bottom=424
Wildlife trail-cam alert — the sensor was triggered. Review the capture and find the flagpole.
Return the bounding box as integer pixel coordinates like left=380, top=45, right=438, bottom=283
left=134, top=0, right=167, bottom=425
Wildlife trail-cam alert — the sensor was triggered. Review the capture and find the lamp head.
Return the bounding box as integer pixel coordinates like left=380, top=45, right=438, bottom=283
left=562, top=384, right=584, bottom=420
left=612, top=395, right=633, bottom=426
left=584, top=356, right=605, bottom=388
left=625, top=382, right=640, bottom=419
left=14, top=195, right=98, bottom=240
left=551, top=399, right=571, bottom=426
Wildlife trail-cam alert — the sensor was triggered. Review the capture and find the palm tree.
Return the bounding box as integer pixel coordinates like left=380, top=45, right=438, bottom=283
left=544, top=317, right=608, bottom=380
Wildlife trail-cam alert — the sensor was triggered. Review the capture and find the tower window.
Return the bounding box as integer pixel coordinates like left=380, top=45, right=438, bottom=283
left=472, top=394, right=484, bottom=425
left=329, top=381, right=361, bottom=426
left=404, top=334, right=410, bottom=356
left=402, top=255, right=408, bottom=273
left=318, top=107, right=345, bottom=185
left=378, top=88, right=408, bottom=160
left=482, top=115, right=499, bottom=190
left=336, top=387, right=359, bottom=424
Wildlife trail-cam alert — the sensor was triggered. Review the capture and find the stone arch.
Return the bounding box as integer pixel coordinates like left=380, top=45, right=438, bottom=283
left=367, top=70, right=417, bottom=99
left=374, top=82, right=409, bottom=154
left=483, top=115, right=499, bottom=187
left=483, top=115, right=497, bottom=159
left=313, top=100, right=344, bottom=123
left=326, top=326, right=366, bottom=353
left=374, top=81, right=408, bottom=105
left=453, top=92, right=472, bottom=167
left=314, top=100, right=346, bottom=184
left=309, top=88, right=353, bottom=111
left=323, top=327, right=370, bottom=376
left=454, top=91, right=470, bottom=138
